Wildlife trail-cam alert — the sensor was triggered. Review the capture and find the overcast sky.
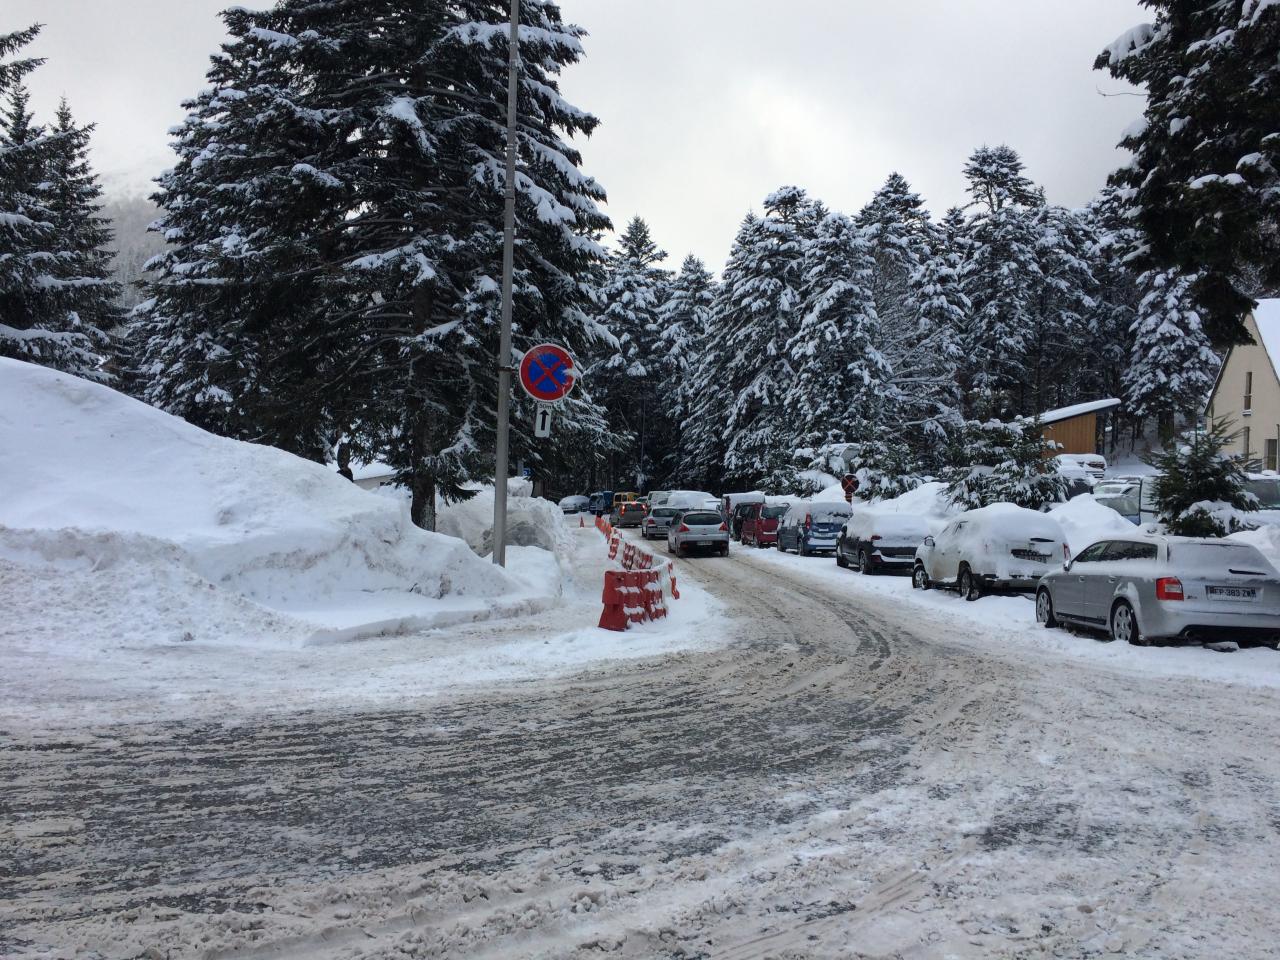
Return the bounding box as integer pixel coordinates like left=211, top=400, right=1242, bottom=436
left=12, top=0, right=1146, bottom=269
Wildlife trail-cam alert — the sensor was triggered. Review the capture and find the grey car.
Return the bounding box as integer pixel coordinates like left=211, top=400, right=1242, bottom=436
left=641, top=506, right=681, bottom=540
left=1036, top=535, right=1280, bottom=646
left=667, top=509, right=730, bottom=557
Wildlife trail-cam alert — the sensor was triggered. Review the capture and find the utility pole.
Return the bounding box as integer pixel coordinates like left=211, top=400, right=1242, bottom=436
left=492, top=0, right=520, bottom=567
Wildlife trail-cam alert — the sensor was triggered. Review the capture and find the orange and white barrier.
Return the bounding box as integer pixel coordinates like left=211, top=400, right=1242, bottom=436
left=597, top=527, right=680, bottom=630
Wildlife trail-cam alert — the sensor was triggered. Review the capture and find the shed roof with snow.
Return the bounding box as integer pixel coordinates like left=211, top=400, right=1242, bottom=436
left=1033, top=398, right=1122, bottom=426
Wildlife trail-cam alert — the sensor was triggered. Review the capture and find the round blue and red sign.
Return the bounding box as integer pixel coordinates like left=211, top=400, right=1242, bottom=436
left=518, top=343, right=576, bottom=403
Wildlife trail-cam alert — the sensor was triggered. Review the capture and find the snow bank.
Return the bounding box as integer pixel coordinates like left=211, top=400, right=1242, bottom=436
left=0, top=359, right=556, bottom=649
left=1232, top=524, right=1280, bottom=568
left=1047, top=494, right=1141, bottom=555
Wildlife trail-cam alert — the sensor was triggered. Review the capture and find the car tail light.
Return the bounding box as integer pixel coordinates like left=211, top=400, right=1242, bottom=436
left=719, top=522, right=727, bottom=531
left=1155, top=577, right=1184, bottom=601
left=870, top=535, right=882, bottom=542
left=678, top=524, right=690, bottom=533
left=1064, top=543, right=1070, bottom=561
left=804, top=513, right=812, bottom=530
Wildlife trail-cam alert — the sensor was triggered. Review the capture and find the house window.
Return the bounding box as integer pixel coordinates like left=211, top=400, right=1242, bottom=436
left=1244, top=371, right=1253, bottom=413
left=1267, top=438, right=1279, bottom=473
left=1243, top=426, right=1251, bottom=464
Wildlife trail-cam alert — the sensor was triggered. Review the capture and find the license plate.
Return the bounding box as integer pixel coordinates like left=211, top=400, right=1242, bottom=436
left=696, top=540, right=712, bottom=546
left=1207, top=585, right=1257, bottom=600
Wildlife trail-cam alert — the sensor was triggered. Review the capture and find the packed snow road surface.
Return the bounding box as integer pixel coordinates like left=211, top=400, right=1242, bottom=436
left=5, top=533, right=1280, bottom=958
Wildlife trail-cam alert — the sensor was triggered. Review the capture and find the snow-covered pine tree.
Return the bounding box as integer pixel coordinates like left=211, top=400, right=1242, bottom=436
left=0, top=27, right=111, bottom=379
left=591, top=216, right=670, bottom=488
left=718, top=186, right=820, bottom=488
left=137, top=0, right=612, bottom=528
left=786, top=212, right=889, bottom=451
left=1096, top=2, right=1280, bottom=348
left=654, top=253, right=716, bottom=481
left=856, top=172, right=935, bottom=333
left=132, top=6, right=357, bottom=458
left=1077, top=189, right=1140, bottom=421
left=42, top=98, right=120, bottom=365
left=1023, top=204, right=1098, bottom=414
left=678, top=212, right=763, bottom=490
left=899, top=235, right=967, bottom=466
left=1146, top=418, right=1258, bottom=537
left=946, top=417, right=1065, bottom=511
left=958, top=145, right=1043, bottom=421
left=1122, top=269, right=1220, bottom=440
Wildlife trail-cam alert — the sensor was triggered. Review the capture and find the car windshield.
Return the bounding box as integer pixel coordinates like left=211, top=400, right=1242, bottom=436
left=1097, top=494, right=1139, bottom=517
left=681, top=512, right=722, bottom=526
left=1244, top=478, right=1280, bottom=509
left=1094, top=481, right=1138, bottom=497
left=761, top=505, right=788, bottom=519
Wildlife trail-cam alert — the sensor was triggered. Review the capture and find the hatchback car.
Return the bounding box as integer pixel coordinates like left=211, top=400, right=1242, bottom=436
left=777, top=502, right=854, bottom=556
left=837, top=511, right=934, bottom=574
left=741, top=502, right=790, bottom=547
left=667, top=510, right=730, bottom=557
left=912, top=504, right=1069, bottom=600
left=1036, top=535, right=1280, bottom=645
left=612, top=500, right=647, bottom=528
left=641, top=506, right=681, bottom=540
left=558, top=494, right=590, bottom=515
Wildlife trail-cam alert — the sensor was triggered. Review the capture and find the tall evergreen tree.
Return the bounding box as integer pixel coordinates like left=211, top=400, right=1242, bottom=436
left=654, top=254, right=716, bottom=482
left=134, top=0, right=612, bottom=529
left=0, top=27, right=110, bottom=379
left=1123, top=269, right=1220, bottom=439
left=1096, top=2, right=1280, bottom=347
left=717, top=186, right=820, bottom=487
left=787, top=212, right=888, bottom=450
left=958, top=145, right=1043, bottom=420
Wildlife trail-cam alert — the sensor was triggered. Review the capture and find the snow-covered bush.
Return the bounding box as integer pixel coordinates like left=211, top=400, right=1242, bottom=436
left=1147, top=419, right=1257, bottom=536
left=946, top=418, right=1065, bottom=510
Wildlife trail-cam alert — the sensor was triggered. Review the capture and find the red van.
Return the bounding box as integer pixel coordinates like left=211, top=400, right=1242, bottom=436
left=740, top=501, right=790, bottom=548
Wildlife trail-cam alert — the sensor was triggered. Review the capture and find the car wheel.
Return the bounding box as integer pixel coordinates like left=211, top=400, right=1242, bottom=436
left=912, top=565, right=930, bottom=590
left=959, top=567, right=981, bottom=601
left=1110, top=600, right=1147, bottom=645
left=859, top=549, right=873, bottom=575
left=1035, top=587, right=1057, bottom=628
left=720, top=544, right=729, bottom=557
left=798, top=541, right=809, bottom=557
left=836, top=549, right=848, bottom=568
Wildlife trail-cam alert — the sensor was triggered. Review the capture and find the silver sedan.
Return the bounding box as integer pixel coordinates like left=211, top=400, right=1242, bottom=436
left=1036, top=535, right=1280, bottom=645
left=667, top=510, right=730, bottom=557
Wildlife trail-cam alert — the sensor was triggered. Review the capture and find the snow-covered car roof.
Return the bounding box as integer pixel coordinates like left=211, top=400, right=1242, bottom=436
left=950, top=503, right=1066, bottom=538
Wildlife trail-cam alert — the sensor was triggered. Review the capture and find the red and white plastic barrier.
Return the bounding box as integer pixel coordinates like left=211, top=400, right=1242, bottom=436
left=596, top=526, right=680, bottom=631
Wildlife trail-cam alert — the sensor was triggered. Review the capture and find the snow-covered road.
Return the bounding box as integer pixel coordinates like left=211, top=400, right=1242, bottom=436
left=4, top=531, right=1280, bottom=958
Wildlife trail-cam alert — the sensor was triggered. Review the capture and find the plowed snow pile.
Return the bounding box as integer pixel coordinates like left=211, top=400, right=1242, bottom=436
left=0, top=358, right=558, bottom=650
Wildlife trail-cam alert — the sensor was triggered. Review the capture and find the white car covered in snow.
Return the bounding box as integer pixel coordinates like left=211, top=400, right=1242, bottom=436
left=912, top=503, right=1070, bottom=600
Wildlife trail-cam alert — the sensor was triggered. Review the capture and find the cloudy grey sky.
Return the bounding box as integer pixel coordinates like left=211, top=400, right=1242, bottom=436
left=12, top=0, right=1146, bottom=268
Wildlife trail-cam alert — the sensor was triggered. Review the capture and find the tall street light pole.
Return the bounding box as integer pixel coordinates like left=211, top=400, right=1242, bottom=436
left=492, top=0, right=520, bottom=567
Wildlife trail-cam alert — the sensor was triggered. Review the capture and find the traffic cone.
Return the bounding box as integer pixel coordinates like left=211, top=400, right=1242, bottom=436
left=580, top=515, right=585, bottom=528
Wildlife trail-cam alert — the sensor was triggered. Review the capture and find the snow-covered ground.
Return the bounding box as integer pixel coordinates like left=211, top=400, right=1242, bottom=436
left=0, top=359, right=723, bottom=728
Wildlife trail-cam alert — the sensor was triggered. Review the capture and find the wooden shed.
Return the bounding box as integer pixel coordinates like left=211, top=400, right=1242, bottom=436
left=1035, top=398, right=1121, bottom=455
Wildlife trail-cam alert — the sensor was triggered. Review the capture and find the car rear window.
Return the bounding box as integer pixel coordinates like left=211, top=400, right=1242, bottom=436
left=681, top=512, right=722, bottom=526
left=1245, top=478, right=1280, bottom=509
left=653, top=508, right=679, bottom=518
left=1169, top=541, right=1271, bottom=573
left=761, top=505, right=788, bottom=519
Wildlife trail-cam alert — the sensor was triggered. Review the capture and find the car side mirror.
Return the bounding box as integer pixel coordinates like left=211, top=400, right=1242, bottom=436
left=923, top=536, right=935, bottom=547
left=1064, top=559, right=1073, bottom=572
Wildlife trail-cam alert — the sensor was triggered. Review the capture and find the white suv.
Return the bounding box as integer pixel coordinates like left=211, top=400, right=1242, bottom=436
left=913, top=504, right=1069, bottom=600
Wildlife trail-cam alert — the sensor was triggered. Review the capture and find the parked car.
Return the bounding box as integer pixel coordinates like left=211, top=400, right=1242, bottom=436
left=1093, top=475, right=1160, bottom=526
left=1036, top=535, right=1280, bottom=645
left=721, top=491, right=765, bottom=527
left=667, top=509, right=730, bottom=557
left=777, top=501, right=854, bottom=556
left=836, top=511, right=934, bottom=574
left=1054, top=453, right=1107, bottom=480
left=1245, top=473, right=1280, bottom=526
left=741, top=502, right=791, bottom=548
left=558, top=494, right=590, bottom=515
left=588, top=490, right=614, bottom=516
left=647, top=490, right=671, bottom=508
left=729, top=502, right=757, bottom=540
left=662, top=490, right=718, bottom=511
left=612, top=491, right=640, bottom=510
left=912, top=504, right=1069, bottom=600
left=612, top=500, right=648, bottom=528
left=641, top=506, right=681, bottom=540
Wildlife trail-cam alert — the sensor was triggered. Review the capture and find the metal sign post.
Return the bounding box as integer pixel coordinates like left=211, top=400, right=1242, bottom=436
left=492, top=0, right=521, bottom=567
